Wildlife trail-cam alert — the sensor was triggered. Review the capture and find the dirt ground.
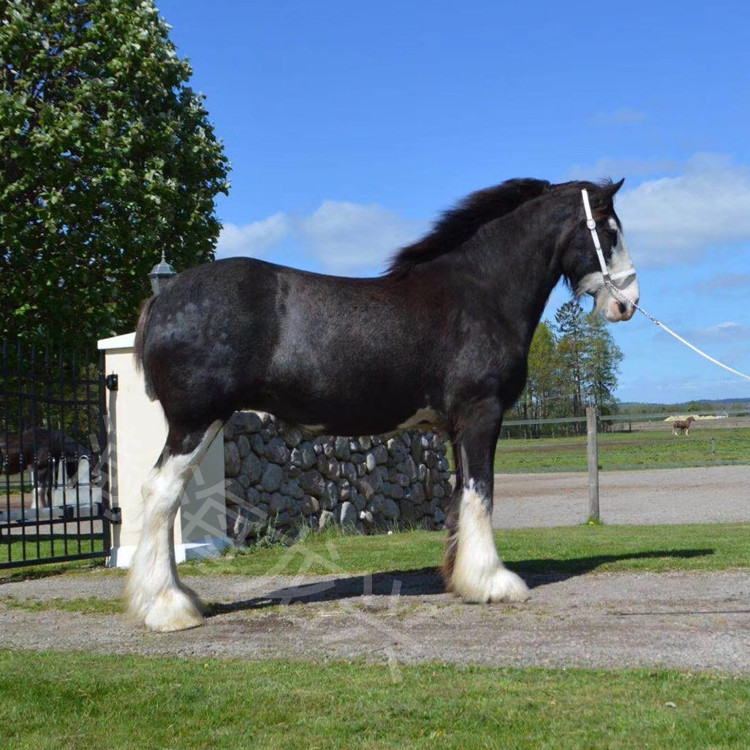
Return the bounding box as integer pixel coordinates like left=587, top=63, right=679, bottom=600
left=1, top=465, right=749, bottom=674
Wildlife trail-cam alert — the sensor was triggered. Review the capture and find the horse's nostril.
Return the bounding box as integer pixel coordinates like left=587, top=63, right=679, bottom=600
left=617, top=301, right=628, bottom=315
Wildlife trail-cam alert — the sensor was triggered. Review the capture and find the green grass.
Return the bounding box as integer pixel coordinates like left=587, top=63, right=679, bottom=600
left=182, top=523, right=750, bottom=579
left=0, top=533, right=106, bottom=567
left=1, top=651, right=748, bottom=750
left=494, top=427, right=750, bottom=472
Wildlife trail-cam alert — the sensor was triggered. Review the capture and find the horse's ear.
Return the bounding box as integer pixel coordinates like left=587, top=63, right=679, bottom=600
left=608, top=178, right=625, bottom=197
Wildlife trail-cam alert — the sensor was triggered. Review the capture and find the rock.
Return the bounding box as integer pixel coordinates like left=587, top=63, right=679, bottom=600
left=251, top=433, right=265, bottom=456
left=409, top=483, right=426, bottom=504
left=365, top=452, right=377, bottom=472
left=299, top=444, right=316, bottom=470
left=342, top=462, right=358, bottom=485
left=237, top=435, right=251, bottom=458
left=383, top=497, right=401, bottom=519
left=357, top=476, right=376, bottom=503
left=224, top=442, right=241, bottom=477
left=403, top=457, right=418, bottom=482
left=261, top=463, right=284, bottom=492
left=410, top=435, right=424, bottom=465
left=224, top=477, right=245, bottom=503
left=232, top=411, right=262, bottom=434
left=301, top=495, right=319, bottom=515
left=433, top=507, right=446, bottom=525
left=400, top=499, right=417, bottom=524
left=339, top=501, right=357, bottom=530
left=318, top=510, right=335, bottom=530
left=323, top=481, right=338, bottom=510
left=424, top=469, right=434, bottom=499
left=266, top=437, right=290, bottom=466
left=372, top=444, right=388, bottom=465
left=241, top=453, right=262, bottom=484
left=369, top=493, right=385, bottom=513
left=283, top=426, right=303, bottom=448
left=269, top=493, right=287, bottom=513
left=350, top=490, right=365, bottom=512
left=298, top=470, right=324, bottom=497
left=334, top=436, right=351, bottom=461
left=323, top=456, right=340, bottom=480
left=288, top=479, right=304, bottom=500
left=359, top=436, right=372, bottom=450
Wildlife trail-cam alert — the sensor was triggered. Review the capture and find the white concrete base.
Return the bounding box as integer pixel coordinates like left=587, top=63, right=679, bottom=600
left=107, top=538, right=232, bottom=569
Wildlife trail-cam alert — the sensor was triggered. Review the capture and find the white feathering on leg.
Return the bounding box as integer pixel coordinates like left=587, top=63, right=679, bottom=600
left=451, top=483, right=530, bottom=603
left=125, top=421, right=222, bottom=632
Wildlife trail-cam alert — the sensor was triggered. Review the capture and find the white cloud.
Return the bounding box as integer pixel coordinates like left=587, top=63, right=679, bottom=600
left=616, top=154, right=750, bottom=267
left=299, top=201, right=426, bottom=274
left=216, top=201, right=427, bottom=275
left=216, top=213, right=291, bottom=259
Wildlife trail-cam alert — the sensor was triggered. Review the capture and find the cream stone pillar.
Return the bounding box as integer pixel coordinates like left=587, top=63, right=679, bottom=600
left=97, top=332, right=229, bottom=567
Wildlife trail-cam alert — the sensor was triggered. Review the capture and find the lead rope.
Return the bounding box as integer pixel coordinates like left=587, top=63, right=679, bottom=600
left=607, top=280, right=750, bottom=383
left=581, top=189, right=750, bottom=384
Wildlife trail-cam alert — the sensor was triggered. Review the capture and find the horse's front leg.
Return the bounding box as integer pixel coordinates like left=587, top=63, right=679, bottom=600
left=125, top=420, right=223, bottom=632
left=444, top=402, right=529, bottom=603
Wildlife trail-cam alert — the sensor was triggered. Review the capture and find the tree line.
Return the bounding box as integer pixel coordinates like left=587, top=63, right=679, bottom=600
left=506, top=300, right=624, bottom=433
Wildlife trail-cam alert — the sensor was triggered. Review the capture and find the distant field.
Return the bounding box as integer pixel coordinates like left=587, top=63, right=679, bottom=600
left=494, top=426, right=750, bottom=473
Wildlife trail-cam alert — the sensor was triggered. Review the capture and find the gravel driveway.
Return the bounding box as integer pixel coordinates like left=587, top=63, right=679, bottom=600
left=2, top=465, right=749, bottom=673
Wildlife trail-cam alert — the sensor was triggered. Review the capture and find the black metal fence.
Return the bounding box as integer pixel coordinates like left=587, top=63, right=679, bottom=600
left=1, top=341, right=112, bottom=568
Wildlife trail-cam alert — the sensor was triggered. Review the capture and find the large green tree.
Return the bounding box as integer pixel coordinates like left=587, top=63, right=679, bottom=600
left=1, top=0, right=229, bottom=348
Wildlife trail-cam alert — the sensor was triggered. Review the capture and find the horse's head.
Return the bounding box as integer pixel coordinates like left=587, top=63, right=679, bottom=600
left=562, top=179, right=640, bottom=323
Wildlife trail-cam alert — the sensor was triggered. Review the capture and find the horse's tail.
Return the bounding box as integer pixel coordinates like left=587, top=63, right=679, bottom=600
left=134, top=296, right=158, bottom=401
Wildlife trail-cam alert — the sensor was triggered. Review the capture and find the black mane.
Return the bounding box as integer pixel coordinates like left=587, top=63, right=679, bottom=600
left=387, top=177, right=551, bottom=275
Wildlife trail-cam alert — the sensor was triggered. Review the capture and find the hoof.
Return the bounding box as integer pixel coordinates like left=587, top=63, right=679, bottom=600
left=142, top=589, right=205, bottom=632
left=452, top=565, right=530, bottom=604
left=126, top=582, right=206, bottom=632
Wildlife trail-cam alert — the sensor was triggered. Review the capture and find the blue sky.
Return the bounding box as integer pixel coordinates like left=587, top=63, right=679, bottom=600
left=155, top=0, right=750, bottom=404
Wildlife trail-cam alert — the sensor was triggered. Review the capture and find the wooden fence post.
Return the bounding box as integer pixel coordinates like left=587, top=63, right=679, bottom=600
left=586, top=405, right=600, bottom=522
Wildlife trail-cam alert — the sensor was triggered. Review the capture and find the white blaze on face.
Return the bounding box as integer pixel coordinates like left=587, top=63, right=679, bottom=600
left=577, top=218, right=640, bottom=323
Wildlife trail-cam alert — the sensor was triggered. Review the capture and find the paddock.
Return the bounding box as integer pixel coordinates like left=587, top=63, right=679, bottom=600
left=2, top=464, right=748, bottom=674
left=493, top=464, right=750, bottom=528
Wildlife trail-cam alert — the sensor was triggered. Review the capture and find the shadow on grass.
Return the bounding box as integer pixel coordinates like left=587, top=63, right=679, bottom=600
left=208, top=548, right=714, bottom=617
left=515, top=548, right=714, bottom=587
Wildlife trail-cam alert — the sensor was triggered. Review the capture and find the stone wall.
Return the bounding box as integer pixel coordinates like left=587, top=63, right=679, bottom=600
left=223, top=411, right=452, bottom=542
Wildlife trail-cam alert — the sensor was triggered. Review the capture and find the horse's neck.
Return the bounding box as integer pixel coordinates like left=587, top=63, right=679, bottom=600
left=460, top=215, right=566, bottom=344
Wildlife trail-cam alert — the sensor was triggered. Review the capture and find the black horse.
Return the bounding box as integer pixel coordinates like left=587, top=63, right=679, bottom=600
left=0, top=428, right=92, bottom=506
left=130, top=177, right=640, bottom=631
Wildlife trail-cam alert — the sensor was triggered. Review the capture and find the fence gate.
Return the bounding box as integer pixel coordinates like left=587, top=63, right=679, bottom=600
left=1, top=342, right=112, bottom=569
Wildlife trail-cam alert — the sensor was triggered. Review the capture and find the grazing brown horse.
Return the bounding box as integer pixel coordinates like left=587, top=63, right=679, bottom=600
left=671, top=416, right=696, bottom=436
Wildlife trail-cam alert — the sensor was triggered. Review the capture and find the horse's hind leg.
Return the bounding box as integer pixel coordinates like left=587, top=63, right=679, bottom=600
left=445, top=403, right=529, bottom=603
left=125, top=419, right=223, bottom=632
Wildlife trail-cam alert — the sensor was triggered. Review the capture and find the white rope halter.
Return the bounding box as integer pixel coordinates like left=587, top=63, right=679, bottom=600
left=580, top=188, right=750, bottom=382
left=581, top=188, right=635, bottom=286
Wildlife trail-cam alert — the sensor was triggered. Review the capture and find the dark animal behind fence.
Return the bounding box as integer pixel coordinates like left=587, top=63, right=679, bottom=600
left=128, top=176, right=641, bottom=632
left=0, top=428, right=92, bottom=506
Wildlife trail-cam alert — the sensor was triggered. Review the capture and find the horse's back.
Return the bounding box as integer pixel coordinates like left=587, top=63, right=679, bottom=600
left=138, top=258, right=438, bottom=431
